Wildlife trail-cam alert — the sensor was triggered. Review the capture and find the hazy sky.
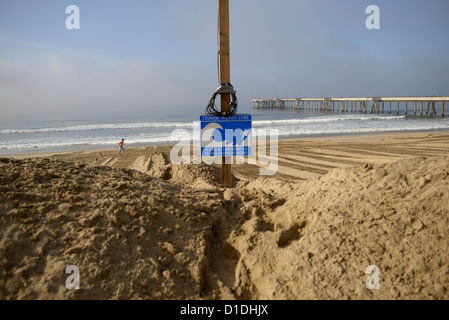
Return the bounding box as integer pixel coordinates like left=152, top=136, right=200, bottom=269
left=1, top=0, right=448, bottom=118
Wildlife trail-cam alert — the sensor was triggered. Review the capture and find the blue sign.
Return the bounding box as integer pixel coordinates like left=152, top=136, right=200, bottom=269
left=200, top=114, right=252, bottom=157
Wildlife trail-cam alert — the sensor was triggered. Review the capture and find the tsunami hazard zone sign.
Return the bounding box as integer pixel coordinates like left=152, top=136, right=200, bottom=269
left=200, top=114, right=252, bottom=157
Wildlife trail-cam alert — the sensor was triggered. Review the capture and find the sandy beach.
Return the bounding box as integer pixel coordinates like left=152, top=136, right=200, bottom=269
left=1, top=131, right=449, bottom=299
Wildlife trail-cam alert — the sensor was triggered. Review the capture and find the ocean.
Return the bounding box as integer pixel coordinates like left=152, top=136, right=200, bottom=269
left=1, top=104, right=449, bottom=156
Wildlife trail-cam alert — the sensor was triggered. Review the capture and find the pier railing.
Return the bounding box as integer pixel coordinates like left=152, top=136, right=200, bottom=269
left=252, top=96, right=449, bottom=117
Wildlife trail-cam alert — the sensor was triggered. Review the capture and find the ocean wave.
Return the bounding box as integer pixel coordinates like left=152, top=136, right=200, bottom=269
left=277, top=122, right=449, bottom=137
left=253, top=115, right=406, bottom=127
left=0, top=121, right=193, bottom=134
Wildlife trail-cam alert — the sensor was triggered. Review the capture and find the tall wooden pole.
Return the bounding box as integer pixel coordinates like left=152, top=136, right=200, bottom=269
left=219, top=0, right=232, bottom=187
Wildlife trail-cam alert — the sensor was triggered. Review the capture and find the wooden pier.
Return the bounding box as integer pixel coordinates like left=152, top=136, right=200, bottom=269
left=252, top=96, right=449, bottom=117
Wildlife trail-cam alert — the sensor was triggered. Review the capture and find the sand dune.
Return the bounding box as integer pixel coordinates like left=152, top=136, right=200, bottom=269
left=1, top=132, right=449, bottom=299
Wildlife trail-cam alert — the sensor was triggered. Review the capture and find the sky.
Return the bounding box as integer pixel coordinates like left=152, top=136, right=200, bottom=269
left=0, top=0, right=448, bottom=119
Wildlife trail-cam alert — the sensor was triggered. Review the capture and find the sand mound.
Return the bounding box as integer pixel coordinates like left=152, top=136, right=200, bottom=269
left=1, top=156, right=448, bottom=299
left=229, top=156, right=449, bottom=299
left=125, top=152, right=223, bottom=189
left=0, top=158, right=225, bottom=299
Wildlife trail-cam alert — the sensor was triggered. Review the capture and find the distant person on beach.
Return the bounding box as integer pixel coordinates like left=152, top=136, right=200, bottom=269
left=117, top=139, right=125, bottom=155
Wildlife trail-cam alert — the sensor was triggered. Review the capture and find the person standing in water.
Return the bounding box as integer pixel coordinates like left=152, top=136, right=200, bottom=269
left=117, top=139, right=125, bottom=155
